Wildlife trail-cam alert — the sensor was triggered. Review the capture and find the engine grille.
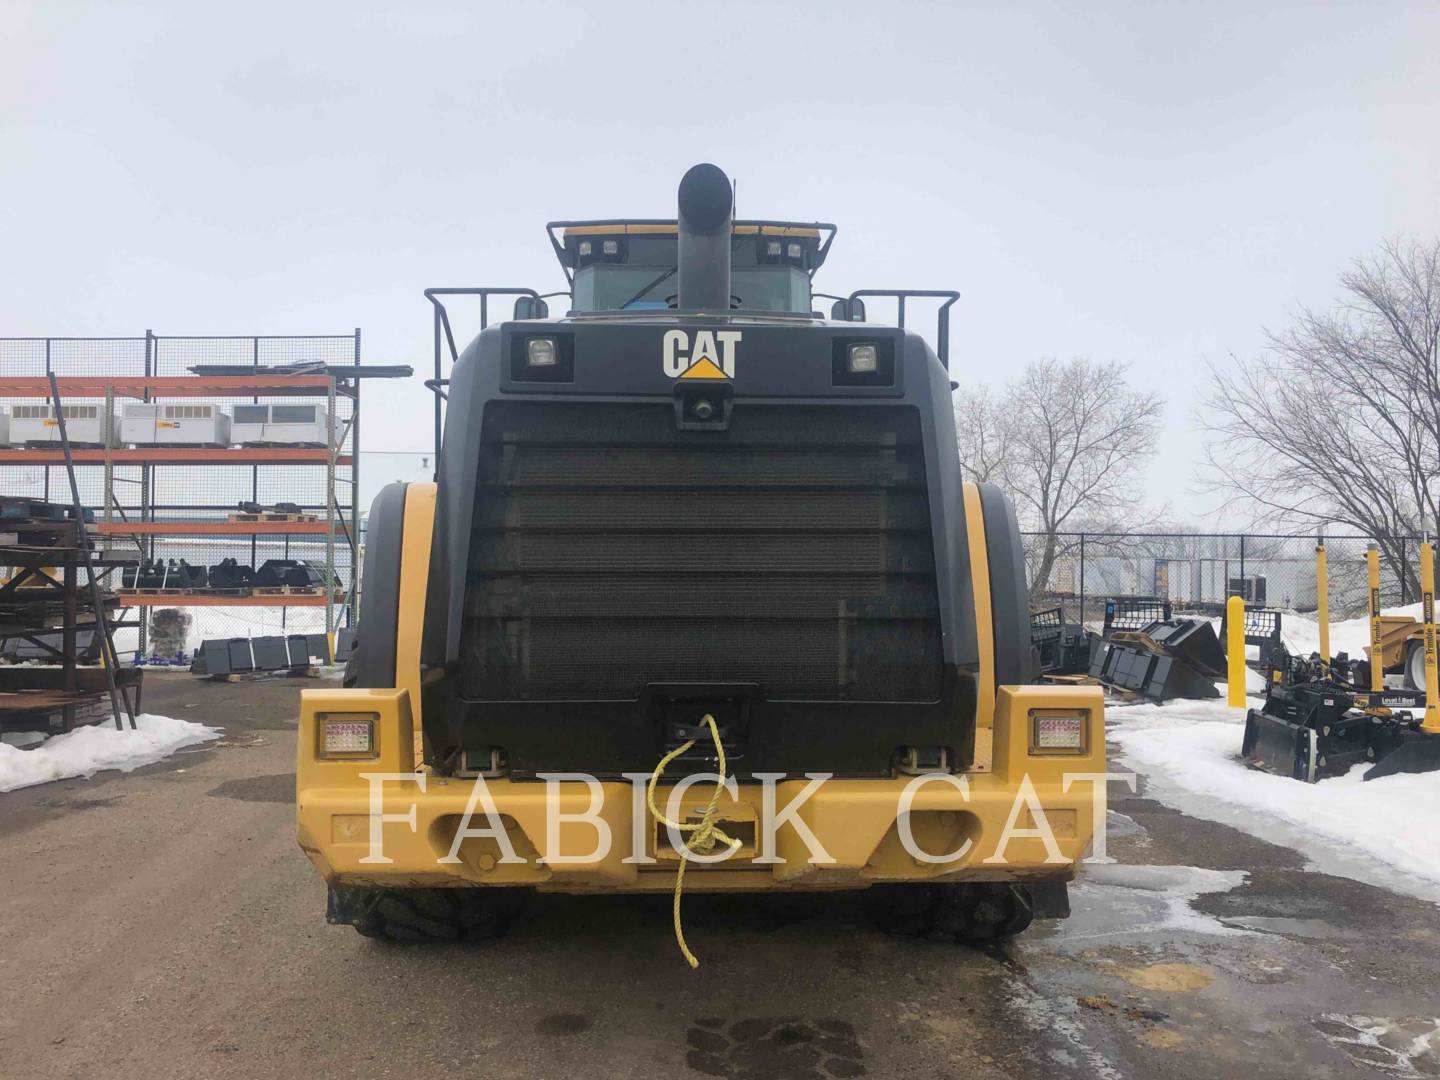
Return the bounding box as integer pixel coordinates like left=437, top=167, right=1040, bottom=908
left=459, top=402, right=942, bottom=701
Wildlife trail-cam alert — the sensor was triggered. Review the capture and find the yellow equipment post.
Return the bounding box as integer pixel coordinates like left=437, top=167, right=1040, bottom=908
left=1420, top=541, right=1440, bottom=733
left=1227, top=594, right=1246, bottom=707
left=1368, top=545, right=1383, bottom=696
left=1315, top=540, right=1329, bottom=675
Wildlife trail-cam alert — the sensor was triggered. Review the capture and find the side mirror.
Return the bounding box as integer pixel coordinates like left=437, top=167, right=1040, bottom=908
left=513, top=296, right=550, bottom=320
left=829, top=298, right=866, bottom=322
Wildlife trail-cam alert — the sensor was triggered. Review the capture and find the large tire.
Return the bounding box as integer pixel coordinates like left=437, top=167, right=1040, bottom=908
left=865, top=882, right=1034, bottom=943
left=1405, top=639, right=1426, bottom=691
left=330, top=885, right=527, bottom=943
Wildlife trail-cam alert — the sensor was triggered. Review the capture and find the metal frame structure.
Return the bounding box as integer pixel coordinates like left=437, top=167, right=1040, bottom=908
left=0, top=332, right=363, bottom=657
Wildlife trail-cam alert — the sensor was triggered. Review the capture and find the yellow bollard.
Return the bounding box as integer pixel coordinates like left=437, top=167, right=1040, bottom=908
left=1227, top=594, right=1246, bottom=707
left=1367, top=545, right=1383, bottom=696
left=1420, top=541, right=1440, bottom=733
left=1315, top=540, right=1329, bottom=674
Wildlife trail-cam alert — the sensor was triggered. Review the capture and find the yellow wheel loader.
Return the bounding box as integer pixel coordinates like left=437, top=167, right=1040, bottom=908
left=296, top=164, right=1105, bottom=954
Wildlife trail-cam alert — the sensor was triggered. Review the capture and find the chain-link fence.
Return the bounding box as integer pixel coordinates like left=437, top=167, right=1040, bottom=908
left=1, top=333, right=361, bottom=658
left=1024, top=531, right=1426, bottom=622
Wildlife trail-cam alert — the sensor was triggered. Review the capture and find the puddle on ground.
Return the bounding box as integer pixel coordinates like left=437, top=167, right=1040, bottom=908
left=1218, top=915, right=1361, bottom=940
left=207, top=773, right=293, bottom=803
left=1030, top=863, right=1249, bottom=949
left=1313, top=1014, right=1440, bottom=1076
left=1105, top=810, right=1148, bottom=841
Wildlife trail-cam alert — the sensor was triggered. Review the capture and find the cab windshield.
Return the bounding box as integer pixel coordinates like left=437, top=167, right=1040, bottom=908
left=574, top=264, right=811, bottom=314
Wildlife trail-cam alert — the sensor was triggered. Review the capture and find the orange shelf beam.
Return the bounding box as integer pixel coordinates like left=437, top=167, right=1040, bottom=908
left=0, top=375, right=337, bottom=399
left=96, top=520, right=331, bottom=536
left=0, top=447, right=349, bottom=465
left=114, top=591, right=346, bottom=607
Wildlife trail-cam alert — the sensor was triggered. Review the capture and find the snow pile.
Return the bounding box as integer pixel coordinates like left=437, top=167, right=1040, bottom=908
left=0, top=714, right=220, bottom=793
left=1268, top=602, right=1423, bottom=660
left=1109, top=700, right=1440, bottom=902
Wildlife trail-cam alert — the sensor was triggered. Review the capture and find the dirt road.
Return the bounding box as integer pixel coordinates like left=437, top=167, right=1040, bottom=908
left=2, top=673, right=1437, bottom=1078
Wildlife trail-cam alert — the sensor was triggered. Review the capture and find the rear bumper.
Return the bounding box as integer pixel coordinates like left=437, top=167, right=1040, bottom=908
left=296, top=684, right=1106, bottom=894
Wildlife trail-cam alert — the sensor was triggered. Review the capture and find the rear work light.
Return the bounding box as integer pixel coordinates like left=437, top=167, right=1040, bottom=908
left=526, top=338, right=559, bottom=367
left=319, top=714, right=378, bottom=759
left=846, top=343, right=879, bottom=374
left=1030, top=711, right=1087, bottom=755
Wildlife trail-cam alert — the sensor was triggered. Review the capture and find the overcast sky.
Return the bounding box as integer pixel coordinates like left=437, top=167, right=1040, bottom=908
left=3, top=1, right=1437, bottom=520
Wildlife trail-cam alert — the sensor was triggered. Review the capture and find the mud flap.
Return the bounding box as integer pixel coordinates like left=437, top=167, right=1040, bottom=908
left=1364, top=730, right=1440, bottom=781
left=1242, top=709, right=1317, bottom=782
left=1027, top=882, right=1071, bottom=920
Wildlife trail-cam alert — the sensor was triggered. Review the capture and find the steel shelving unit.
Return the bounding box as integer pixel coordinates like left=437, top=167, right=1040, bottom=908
left=0, top=334, right=367, bottom=658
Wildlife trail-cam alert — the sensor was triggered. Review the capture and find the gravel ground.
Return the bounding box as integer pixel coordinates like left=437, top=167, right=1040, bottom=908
left=2, top=671, right=1437, bottom=1079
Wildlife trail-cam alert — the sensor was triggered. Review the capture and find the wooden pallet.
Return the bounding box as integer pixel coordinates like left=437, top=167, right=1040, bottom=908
left=210, top=666, right=320, bottom=683
left=227, top=512, right=319, bottom=523
left=1040, top=673, right=1101, bottom=686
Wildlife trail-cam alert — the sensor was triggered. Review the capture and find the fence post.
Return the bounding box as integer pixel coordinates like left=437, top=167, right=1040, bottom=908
left=1079, top=533, right=1086, bottom=623
left=1227, top=595, right=1246, bottom=707
left=1239, top=533, right=1246, bottom=587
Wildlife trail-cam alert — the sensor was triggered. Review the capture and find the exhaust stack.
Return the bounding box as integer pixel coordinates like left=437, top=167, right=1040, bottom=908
left=676, top=163, right=733, bottom=312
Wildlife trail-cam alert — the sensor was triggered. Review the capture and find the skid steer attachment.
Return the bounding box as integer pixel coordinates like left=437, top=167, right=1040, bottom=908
left=1242, top=680, right=1402, bottom=782
left=1243, top=539, right=1440, bottom=782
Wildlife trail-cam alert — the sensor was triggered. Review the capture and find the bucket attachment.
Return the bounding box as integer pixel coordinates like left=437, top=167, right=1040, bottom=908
left=1242, top=709, right=1317, bottom=781
left=1363, top=730, right=1440, bottom=781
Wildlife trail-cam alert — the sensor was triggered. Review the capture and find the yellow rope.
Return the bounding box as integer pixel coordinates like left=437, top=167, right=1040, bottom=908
left=646, top=713, right=740, bottom=968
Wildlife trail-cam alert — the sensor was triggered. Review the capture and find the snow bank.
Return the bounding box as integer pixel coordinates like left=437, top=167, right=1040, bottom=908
left=1192, top=602, right=1424, bottom=663
left=1109, top=700, right=1440, bottom=902
left=0, top=714, right=220, bottom=793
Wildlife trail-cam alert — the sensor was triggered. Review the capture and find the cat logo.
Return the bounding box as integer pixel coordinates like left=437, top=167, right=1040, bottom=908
left=662, top=329, right=740, bottom=380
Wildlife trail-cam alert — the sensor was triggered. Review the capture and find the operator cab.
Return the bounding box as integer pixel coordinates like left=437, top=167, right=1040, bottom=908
left=549, top=222, right=834, bottom=315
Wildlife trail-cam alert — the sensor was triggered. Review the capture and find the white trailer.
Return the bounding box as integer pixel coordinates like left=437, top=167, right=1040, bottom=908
left=230, top=404, right=330, bottom=447
left=10, top=403, right=114, bottom=447
left=120, top=403, right=232, bottom=447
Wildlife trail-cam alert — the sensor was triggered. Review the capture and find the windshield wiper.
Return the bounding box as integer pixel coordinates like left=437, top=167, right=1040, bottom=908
left=616, top=267, right=677, bottom=310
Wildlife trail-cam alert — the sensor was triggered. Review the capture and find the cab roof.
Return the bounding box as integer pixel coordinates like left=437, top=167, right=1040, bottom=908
left=546, top=219, right=837, bottom=283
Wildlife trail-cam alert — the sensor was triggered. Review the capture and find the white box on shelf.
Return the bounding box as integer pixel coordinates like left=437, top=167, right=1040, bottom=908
left=230, top=403, right=330, bottom=447
left=9, top=403, right=114, bottom=446
left=120, top=403, right=232, bottom=447
left=0, top=407, right=10, bottom=447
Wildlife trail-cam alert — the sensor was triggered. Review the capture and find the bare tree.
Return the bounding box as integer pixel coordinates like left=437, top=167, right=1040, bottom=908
left=953, top=385, right=1009, bottom=483
left=1200, top=238, right=1440, bottom=594
left=957, top=358, right=1164, bottom=592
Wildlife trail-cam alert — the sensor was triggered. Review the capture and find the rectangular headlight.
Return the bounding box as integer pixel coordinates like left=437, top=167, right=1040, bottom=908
left=319, top=714, right=377, bottom=759
left=847, top=343, right=879, bottom=374
left=526, top=337, right=559, bottom=367
left=1030, top=711, right=1086, bottom=755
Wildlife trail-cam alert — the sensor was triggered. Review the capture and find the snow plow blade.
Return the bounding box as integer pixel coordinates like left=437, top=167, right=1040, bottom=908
left=1242, top=708, right=1317, bottom=782
left=1363, top=730, right=1440, bottom=781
